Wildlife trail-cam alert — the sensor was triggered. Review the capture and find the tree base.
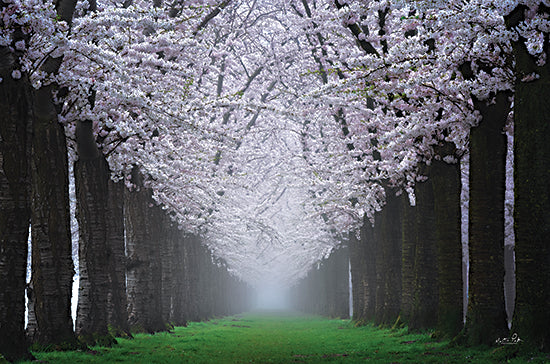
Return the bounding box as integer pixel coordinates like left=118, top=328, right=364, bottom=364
left=77, top=333, right=117, bottom=348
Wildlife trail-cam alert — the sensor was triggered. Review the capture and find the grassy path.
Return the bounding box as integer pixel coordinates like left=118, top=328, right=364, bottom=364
left=20, top=312, right=549, bottom=363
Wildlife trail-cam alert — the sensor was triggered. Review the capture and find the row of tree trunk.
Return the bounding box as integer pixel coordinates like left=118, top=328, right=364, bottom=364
left=291, top=245, right=350, bottom=319
left=0, top=102, right=252, bottom=363
left=349, top=158, right=464, bottom=339
left=1, top=25, right=253, bottom=362
left=349, top=70, right=549, bottom=351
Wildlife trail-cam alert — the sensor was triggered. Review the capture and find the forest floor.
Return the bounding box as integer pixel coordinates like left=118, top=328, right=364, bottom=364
left=18, top=311, right=550, bottom=363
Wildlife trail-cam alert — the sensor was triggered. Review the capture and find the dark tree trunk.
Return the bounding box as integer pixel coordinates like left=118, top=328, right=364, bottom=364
left=432, top=144, right=463, bottom=338
left=124, top=171, right=166, bottom=333
left=509, top=13, right=550, bottom=351
left=159, top=212, right=176, bottom=326
left=0, top=68, right=34, bottom=361
left=349, top=231, right=365, bottom=323
left=171, top=230, right=188, bottom=326
left=197, top=243, right=213, bottom=320
left=29, top=85, right=77, bottom=348
left=374, top=188, right=402, bottom=326
left=361, top=217, right=377, bottom=322
left=105, top=179, right=130, bottom=337
left=329, top=245, right=349, bottom=319
left=409, top=168, right=438, bottom=331
left=74, top=149, right=115, bottom=346
left=75, top=116, right=129, bottom=344
left=400, top=197, right=416, bottom=325
left=182, top=234, right=199, bottom=322
left=462, top=91, right=510, bottom=346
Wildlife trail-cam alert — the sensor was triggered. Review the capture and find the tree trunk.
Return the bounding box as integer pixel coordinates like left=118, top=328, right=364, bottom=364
left=182, top=234, right=199, bottom=322
left=171, top=232, right=188, bottom=326
left=510, top=17, right=550, bottom=351
left=330, top=245, right=350, bottom=319
left=349, top=231, right=365, bottom=323
left=432, top=144, right=463, bottom=338
left=0, top=69, right=34, bottom=361
left=374, top=187, right=402, bottom=326
left=197, top=243, right=213, bottom=320
left=124, top=170, right=166, bottom=333
left=29, top=85, right=77, bottom=348
left=74, top=152, right=116, bottom=345
left=400, top=197, right=416, bottom=325
left=409, top=169, right=438, bottom=331
left=462, top=91, right=510, bottom=346
left=159, top=212, right=176, bottom=326
left=361, top=217, right=377, bottom=322
left=105, top=179, right=130, bottom=337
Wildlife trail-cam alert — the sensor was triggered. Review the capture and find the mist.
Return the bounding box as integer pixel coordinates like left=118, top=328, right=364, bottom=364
left=253, top=284, right=291, bottom=311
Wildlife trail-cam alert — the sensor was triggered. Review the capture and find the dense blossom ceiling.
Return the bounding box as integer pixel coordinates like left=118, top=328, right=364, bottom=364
left=4, top=0, right=547, bottom=285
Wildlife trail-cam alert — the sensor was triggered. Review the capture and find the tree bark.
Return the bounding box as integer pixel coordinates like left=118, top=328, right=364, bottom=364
left=462, top=91, right=510, bottom=346
left=0, top=68, right=34, bottom=361
left=361, top=217, right=377, bottom=323
left=432, top=144, right=463, bottom=338
left=171, top=230, right=188, bottom=326
left=74, top=152, right=117, bottom=346
left=374, top=188, right=402, bottom=326
left=28, top=85, right=77, bottom=348
left=400, top=197, right=416, bottom=325
left=125, top=170, right=166, bottom=333
left=105, top=179, right=130, bottom=337
left=509, top=11, right=550, bottom=351
left=409, top=169, right=438, bottom=331
left=329, top=245, right=350, bottom=318
left=182, top=234, right=199, bottom=322
left=349, top=231, right=365, bottom=323
left=159, top=211, right=176, bottom=326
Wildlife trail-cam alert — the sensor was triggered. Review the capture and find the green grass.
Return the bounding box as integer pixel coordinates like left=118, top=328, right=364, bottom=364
left=20, top=311, right=550, bottom=363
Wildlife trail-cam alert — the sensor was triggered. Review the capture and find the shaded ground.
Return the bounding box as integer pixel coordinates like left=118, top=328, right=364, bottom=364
left=18, top=311, right=550, bottom=363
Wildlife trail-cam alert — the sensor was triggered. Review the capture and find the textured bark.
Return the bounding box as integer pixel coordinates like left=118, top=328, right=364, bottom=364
left=182, top=234, right=199, bottom=322
left=400, top=197, right=416, bottom=325
left=197, top=242, right=213, bottom=320
left=510, top=20, right=550, bottom=351
left=22, top=0, right=78, bottom=347
left=29, top=85, right=76, bottom=348
left=124, top=171, right=166, bottom=333
left=462, top=91, right=510, bottom=346
left=361, top=217, right=377, bottom=322
left=170, top=231, right=188, bottom=327
left=349, top=231, right=365, bottom=322
left=328, top=245, right=350, bottom=318
left=409, top=170, right=438, bottom=331
left=74, top=153, right=116, bottom=345
left=0, top=69, right=34, bottom=361
left=159, top=212, right=176, bottom=325
left=105, top=180, right=130, bottom=337
left=374, top=188, right=402, bottom=326
left=432, top=145, right=463, bottom=338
